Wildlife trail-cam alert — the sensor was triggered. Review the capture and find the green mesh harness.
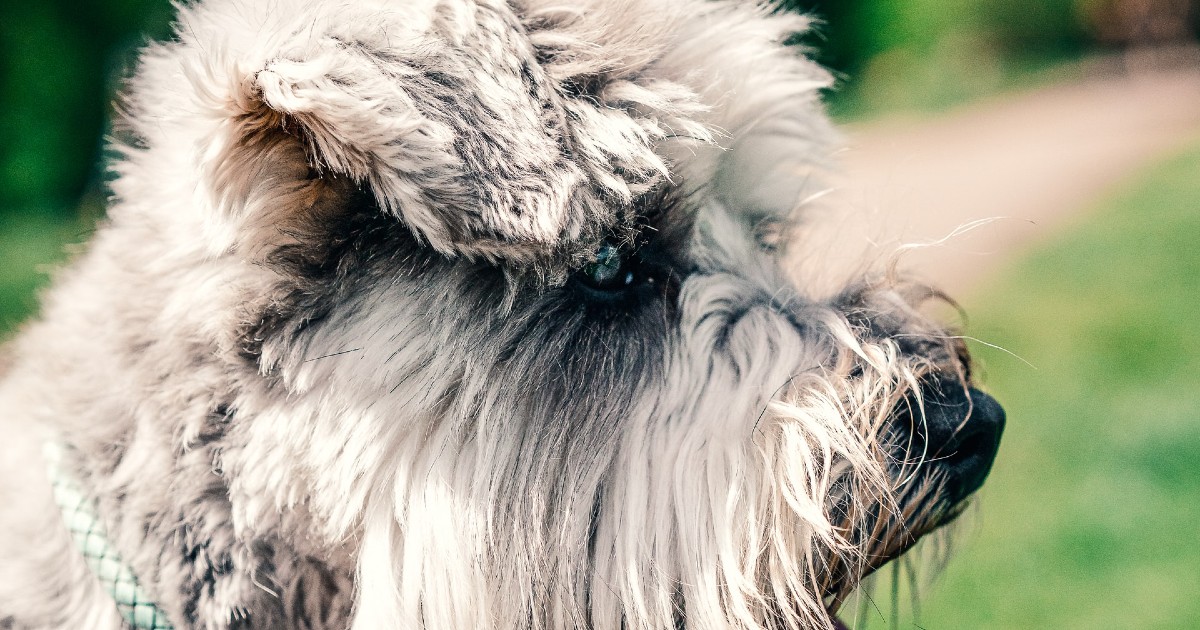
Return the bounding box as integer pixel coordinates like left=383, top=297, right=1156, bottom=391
left=43, top=442, right=175, bottom=630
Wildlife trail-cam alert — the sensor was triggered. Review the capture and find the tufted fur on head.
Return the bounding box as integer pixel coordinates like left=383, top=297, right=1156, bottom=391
left=0, top=1, right=1002, bottom=629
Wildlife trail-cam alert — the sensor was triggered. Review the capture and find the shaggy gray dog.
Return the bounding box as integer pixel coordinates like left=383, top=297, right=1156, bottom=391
left=0, top=0, right=1004, bottom=628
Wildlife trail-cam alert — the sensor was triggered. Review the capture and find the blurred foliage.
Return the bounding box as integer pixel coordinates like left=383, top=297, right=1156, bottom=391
left=0, top=0, right=173, bottom=216
left=0, top=209, right=95, bottom=335
left=786, top=0, right=1091, bottom=116
left=789, top=0, right=1198, bottom=116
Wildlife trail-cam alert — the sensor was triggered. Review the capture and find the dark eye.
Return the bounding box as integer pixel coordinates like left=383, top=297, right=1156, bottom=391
left=573, top=241, right=680, bottom=306
left=581, top=243, right=638, bottom=292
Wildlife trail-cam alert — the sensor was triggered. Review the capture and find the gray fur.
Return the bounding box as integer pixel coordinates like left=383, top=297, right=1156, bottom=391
left=0, top=1, right=999, bottom=629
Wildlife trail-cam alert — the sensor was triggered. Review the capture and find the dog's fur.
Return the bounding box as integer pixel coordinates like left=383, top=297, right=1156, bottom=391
left=0, top=1, right=1002, bottom=629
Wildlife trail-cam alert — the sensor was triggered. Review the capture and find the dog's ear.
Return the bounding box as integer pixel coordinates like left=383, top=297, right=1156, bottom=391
left=205, top=30, right=581, bottom=262
left=165, top=0, right=690, bottom=265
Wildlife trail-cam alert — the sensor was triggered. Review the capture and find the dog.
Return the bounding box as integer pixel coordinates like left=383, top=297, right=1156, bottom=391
left=0, top=0, right=1005, bottom=628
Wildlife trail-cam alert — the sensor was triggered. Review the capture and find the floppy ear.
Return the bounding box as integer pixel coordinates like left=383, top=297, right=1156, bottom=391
left=204, top=29, right=587, bottom=263
left=170, top=0, right=672, bottom=266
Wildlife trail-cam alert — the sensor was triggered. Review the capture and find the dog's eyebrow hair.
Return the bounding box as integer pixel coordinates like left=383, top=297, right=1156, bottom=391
left=635, top=183, right=698, bottom=224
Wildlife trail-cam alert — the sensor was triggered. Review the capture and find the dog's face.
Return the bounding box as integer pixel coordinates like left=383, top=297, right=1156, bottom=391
left=60, top=0, right=1003, bottom=627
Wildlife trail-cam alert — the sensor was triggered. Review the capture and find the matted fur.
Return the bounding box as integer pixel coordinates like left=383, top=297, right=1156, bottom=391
left=0, top=1, right=998, bottom=629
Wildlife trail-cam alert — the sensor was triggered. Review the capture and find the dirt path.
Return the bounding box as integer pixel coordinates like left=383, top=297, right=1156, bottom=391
left=813, top=61, right=1200, bottom=296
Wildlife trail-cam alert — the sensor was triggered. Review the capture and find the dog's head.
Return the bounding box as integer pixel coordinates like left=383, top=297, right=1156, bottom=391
left=94, top=0, right=1004, bottom=627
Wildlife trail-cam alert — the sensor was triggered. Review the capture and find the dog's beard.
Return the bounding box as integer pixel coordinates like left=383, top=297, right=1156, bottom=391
left=225, top=259, right=959, bottom=630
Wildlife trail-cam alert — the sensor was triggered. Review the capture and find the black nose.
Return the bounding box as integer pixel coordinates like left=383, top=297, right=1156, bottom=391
left=905, top=382, right=1005, bottom=503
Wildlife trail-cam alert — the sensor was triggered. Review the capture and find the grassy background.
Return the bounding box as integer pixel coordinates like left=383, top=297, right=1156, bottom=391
left=788, top=0, right=1097, bottom=118
left=0, top=210, right=94, bottom=336
left=892, top=141, right=1200, bottom=629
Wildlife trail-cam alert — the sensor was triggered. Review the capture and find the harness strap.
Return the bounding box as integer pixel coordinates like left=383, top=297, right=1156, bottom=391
left=43, top=442, right=175, bottom=630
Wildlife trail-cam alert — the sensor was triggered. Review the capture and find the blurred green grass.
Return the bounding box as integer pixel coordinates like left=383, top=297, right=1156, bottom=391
left=788, top=0, right=1102, bottom=119
left=0, top=209, right=94, bottom=337
left=898, top=140, right=1200, bottom=629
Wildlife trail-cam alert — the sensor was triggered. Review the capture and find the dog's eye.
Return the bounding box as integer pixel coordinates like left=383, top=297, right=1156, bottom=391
left=581, top=244, right=636, bottom=291
left=573, top=241, right=675, bottom=302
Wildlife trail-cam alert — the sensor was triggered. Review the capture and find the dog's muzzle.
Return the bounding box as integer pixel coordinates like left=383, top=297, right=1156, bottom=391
left=826, top=381, right=1005, bottom=626
left=903, top=380, right=1006, bottom=505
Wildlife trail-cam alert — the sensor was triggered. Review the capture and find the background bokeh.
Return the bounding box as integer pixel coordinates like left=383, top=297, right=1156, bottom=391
left=2, top=1, right=1199, bottom=628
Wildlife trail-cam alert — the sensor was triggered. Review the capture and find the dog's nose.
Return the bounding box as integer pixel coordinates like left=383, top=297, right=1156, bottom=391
left=906, top=382, right=1005, bottom=503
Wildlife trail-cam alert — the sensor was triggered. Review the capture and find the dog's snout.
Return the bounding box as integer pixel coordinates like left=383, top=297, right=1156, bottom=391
left=906, top=382, right=1006, bottom=503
